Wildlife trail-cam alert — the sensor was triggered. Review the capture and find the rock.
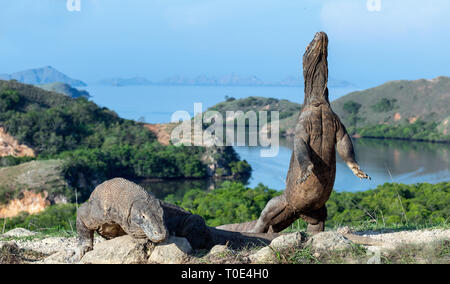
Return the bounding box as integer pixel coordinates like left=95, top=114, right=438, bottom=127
left=2, top=228, right=37, bottom=238
left=148, top=236, right=192, bottom=264
left=249, top=232, right=306, bottom=264
left=37, top=249, right=76, bottom=264
left=337, top=226, right=354, bottom=235
left=80, top=235, right=149, bottom=264
left=269, top=232, right=305, bottom=250
left=249, top=246, right=276, bottom=263
left=16, top=236, right=79, bottom=255
left=208, top=244, right=231, bottom=256
left=306, top=231, right=354, bottom=251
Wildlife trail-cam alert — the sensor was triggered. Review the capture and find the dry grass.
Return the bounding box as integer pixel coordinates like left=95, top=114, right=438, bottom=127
left=0, top=242, right=47, bottom=264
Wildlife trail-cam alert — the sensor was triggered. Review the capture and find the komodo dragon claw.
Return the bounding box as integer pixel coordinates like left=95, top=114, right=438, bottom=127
left=352, top=166, right=371, bottom=180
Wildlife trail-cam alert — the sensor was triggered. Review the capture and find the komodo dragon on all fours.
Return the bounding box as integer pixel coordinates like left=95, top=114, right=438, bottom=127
left=75, top=178, right=279, bottom=260
left=218, top=32, right=370, bottom=234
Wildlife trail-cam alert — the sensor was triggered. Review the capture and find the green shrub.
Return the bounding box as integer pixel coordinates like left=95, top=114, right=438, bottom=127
left=166, top=182, right=449, bottom=229
left=371, top=98, right=397, bottom=113
left=0, top=204, right=77, bottom=233
left=164, top=181, right=281, bottom=227
left=358, top=120, right=450, bottom=141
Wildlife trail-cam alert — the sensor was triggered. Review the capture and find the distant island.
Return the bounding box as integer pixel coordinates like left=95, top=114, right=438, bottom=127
left=0, top=66, right=87, bottom=87
left=96, top=74, right=355, bottom=88
left=97, top=77, right=153, bottom=87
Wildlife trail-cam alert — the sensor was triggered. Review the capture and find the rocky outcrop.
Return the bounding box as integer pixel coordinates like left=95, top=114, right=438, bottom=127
left=144, top=123, right=175, bottom=146
left=2, top=228, right=449, bottom=264
left=249, top=232, right=305, bottom=263
left=1, top=228, right=37, bottom=238
left=0, top=191, right=50, bottom=218
left=80, top=235, right=150, bottom=264
left=0, top=159, right=70, bottom=218
left=0, top=127, right=35, bottom=158
left=148, top=236, right=192, bottom=264
left=78, top=235, right=193, bottom=264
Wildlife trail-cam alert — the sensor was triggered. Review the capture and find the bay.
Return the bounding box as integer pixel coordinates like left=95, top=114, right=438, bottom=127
left=85, top=84, right=450, bottom=196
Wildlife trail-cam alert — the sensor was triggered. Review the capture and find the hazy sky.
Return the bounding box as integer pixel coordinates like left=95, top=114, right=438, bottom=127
left=1, top=0, right=449, bottom=87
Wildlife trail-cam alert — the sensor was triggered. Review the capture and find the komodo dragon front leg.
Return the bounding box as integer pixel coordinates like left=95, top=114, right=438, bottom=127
left=73, top=201, right=102, bottom=261
left=336, top=122, right=370, bottom=180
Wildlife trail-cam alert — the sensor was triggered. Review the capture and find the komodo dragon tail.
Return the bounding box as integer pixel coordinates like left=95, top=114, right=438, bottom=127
left=215, top=220, right=258, bottom=233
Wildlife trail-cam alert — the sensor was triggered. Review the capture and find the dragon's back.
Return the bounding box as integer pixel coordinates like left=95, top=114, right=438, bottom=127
left=89, top=178, right=153, bottom=214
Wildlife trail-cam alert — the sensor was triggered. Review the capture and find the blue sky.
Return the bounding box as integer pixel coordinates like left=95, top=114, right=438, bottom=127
left=0, top=0, right=449, bottom=88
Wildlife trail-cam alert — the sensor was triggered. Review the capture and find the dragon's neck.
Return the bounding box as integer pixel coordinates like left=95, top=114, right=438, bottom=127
left=303, top=32, right=330, bottom=106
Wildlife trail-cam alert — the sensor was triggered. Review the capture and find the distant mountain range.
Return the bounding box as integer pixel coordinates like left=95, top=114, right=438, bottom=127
left=0, top=66, right=87, bottom=87
left=97, top=77, right=153, bottom=87
left=96, top=74, right=355, bottom=88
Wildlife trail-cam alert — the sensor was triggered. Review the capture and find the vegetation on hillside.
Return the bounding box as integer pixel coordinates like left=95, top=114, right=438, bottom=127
left=166, top=181, right=449, bottom=229
left=207, top=96, right=301, bottom=131
left=331, top=77, right=450, bottom=141
left=2, top=182, right=447, bottom=233
left=207, top=77, right=450, bottom=142
left=164, top=182, right=282, bottom=227
left=0, top=80, right=251, bottom=202
left=356, top=120, right=450, bottom=142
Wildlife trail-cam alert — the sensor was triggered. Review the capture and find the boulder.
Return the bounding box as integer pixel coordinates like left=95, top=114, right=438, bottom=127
left=37, top=249, right=76, bottom=264
left=249, top=246, right=276, bottom=263
left=305, top=231, right=354, bottom=251
left=148, top=236, right=192, bottom=264
left=2, top=228, right=37, bottom=238
left=209, top=245, right=229, bottom=255
left=269, top=232, right=305, bottom=250
left=80, top=235, right=149, bottom=264
left=249, top=232, right=306, bottom=263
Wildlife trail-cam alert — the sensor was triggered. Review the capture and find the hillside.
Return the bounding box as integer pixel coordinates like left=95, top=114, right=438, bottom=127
left=332, top=76, right=450, bottom=141
left=207, top=77, right=450, bottom=141
left=37, top=82, right=90, bottom=98
left=206, top=96, right=302, bottom=135
left=0, top=66, right=86, bottom=87
left=0, top=80, right=251, bottom=213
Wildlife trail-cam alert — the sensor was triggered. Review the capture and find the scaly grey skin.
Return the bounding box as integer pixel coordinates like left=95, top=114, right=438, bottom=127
left=218, top=32, right=370, bottom=234
left=75, top=178, right=279, bottom=261
left=160, top=200, right=280, bottom=250
left=75, top=178, right=168, bottom=260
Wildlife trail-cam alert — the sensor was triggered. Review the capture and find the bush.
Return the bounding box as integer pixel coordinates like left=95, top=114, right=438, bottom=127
left=371, top=98, right=397, bottom=113
left=343, top=101, right=361, bottom=115
left=0, top=156, right=35, bottom=168
left=358, top=120, right=450, bottom=142
left=0, top=204, right=77, bottom=233
left=59, top=143, right=208, bottom=201
left=164, top=181, right=281, bottom=227
left=166, top=182, right=449, bottom=229
left=326, top=182, right=449, bottom=228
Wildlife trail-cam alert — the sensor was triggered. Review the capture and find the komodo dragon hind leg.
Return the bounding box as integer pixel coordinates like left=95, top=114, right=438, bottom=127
left=250, top=194, right=290, bottom=233
left=300, top=205, right=327, bottom=234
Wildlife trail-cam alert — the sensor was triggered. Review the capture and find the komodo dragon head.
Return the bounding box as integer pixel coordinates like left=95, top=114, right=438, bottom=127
left=303, top=31, right=330, bottom=106
left=129, top=198, right=168, bottom=243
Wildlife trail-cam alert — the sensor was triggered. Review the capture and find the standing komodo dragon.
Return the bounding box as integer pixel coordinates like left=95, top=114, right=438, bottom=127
left=76, top=178, right=279, bottom=260
left=218, top=31, right=370, bottom=234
